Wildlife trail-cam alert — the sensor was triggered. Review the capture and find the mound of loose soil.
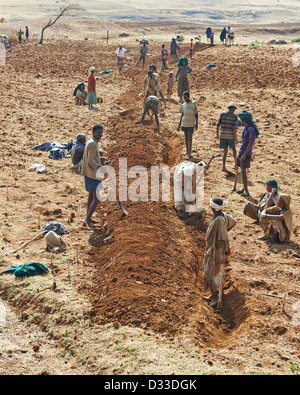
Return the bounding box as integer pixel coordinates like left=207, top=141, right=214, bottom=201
left=0, top=30, right=299, bottom=374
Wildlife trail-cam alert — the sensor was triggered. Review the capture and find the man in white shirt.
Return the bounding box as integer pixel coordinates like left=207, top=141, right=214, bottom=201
left=177, top=91, right=198, bottom=158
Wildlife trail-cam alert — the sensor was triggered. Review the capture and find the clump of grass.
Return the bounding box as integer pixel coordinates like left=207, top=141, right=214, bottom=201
left=291, top=37, right=300, bottom=43
left=248, top=40, right=266, bottom=49
left=289, top=361, right=300, bottom=375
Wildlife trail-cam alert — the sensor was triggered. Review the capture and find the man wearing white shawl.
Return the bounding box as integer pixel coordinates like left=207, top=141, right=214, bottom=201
left=116, top=44, right=127, bottom=73
left=202, top=197, right=237, bottom=307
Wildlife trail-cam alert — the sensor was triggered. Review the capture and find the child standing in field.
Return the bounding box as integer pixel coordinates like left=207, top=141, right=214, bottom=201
left=167, top=71, right=174, bottom=98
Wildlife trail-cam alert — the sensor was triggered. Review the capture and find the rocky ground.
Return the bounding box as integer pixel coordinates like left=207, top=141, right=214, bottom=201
left=0, top=20, right=299, bottom=375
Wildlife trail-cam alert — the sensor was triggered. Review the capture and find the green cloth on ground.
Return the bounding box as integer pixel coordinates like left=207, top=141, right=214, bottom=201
left=2, top=262, right=49, bottom=277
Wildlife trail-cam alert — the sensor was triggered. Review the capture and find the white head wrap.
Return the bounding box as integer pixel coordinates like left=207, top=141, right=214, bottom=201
left=210, top=198, right=228, bottom=211
left=89, top=66, right=95, bottom=74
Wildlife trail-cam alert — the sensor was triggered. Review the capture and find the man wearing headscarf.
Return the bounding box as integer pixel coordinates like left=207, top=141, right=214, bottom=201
left=203, top=198, right=237, bottom=308
left=243, top=179, right=280, bottom=221
left=236, top=110, right=259, bottom=196
left=175, top=57, right=192, bottom=103
left=116, top=44, right=127, bottom=73
left=259, top=193, right=293, bottom=242
left=87, top=67, right=97, bottom=110
left=73, top=82, right=87, bottom=105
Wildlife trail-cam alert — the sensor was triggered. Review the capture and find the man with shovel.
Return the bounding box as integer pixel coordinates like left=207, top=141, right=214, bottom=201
left=81, top=124, right=106, bottom=228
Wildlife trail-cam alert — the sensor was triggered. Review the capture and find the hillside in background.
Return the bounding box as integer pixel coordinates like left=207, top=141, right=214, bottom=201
left=1, top=0, right=300, bottom=24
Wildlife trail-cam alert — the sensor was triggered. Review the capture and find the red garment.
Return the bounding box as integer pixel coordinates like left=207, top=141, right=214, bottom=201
left=88, top=74, right=96, bottom=92
left=161, top=48, right=169, bottom=60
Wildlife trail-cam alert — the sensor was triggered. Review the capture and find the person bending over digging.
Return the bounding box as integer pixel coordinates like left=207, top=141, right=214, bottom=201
left=141, top=95, right=160, bottom=133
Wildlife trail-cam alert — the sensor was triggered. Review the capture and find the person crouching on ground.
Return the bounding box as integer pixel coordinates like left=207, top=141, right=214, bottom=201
left=73, top=82, right=87, bottom=106
left=244, top=179, right=280, bottom=222
left=81, top=124, right=105, bottom=228
left=258, top=193, right=293, bottom=243
left=236, top=110, right=259, bottom=196
left=203, top=197, right=237, bottom=308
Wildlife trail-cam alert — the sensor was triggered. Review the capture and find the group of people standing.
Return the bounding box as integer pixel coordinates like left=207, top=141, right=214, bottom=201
left=69, top=35, right=293, bottom=311
left=203, top=101, right=293, bottom=307
left=17, top=26, right=29, bottom=43
left=220, top=26, right=235, bottom=45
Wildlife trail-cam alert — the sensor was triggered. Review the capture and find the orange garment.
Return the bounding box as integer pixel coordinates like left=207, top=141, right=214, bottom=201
left=88, top=74, right=96, bottom=92
left=189, top=41, right=194, bottom=50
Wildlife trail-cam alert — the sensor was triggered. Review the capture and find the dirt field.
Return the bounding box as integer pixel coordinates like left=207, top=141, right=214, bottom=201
left=0, top=19, right=299, bottom=375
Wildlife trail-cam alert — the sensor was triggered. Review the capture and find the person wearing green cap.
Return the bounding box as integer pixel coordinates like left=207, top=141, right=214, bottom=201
left=258, top=194, right=293, bottom=242
left=243, top=179, right=280, bottom=222
left=206, top=27, right=212, bottom=43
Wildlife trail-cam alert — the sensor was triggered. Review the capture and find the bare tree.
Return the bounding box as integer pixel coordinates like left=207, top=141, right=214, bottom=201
left=39, top=3, right=83, bottom=44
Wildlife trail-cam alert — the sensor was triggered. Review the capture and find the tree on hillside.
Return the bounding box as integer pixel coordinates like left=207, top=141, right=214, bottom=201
left=38, top=3, right=83, bottom=44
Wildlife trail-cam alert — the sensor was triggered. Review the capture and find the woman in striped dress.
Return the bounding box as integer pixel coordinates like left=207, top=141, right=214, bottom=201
left=116, top=44, right=127, bottom=73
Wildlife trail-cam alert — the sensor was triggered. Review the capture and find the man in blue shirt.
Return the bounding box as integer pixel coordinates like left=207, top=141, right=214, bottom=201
left=236, top=111, right=259, bottom=196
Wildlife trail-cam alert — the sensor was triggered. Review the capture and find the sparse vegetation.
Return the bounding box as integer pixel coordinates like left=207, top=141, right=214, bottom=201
left=289, top=362, right=300, bottom=375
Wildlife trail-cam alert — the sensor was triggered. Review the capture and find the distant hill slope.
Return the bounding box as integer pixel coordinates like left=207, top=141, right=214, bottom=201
left=2, top=0, right=300, bottom=24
